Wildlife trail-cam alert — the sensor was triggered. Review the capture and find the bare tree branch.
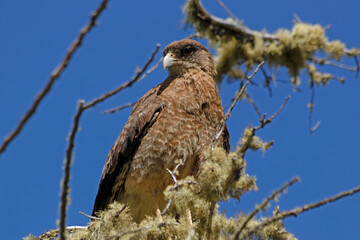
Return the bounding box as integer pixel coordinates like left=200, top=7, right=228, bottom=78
left=101, top=54, right=163, bottom=115
left=246, top=93, right=262, bottom=119
left=162, top=159, right=184, bottom=215
left=82, top=44, right=160, bottom=110
left=211, top=61, right=264, bottom=149
left=234, top=177, right=300, bottom=240
left=254, top=95, right=290, bottom=131
left=59, top=100, right=85, bottom=240
left=79, top=211, right=101, bottom=221
left=162, top=160, right=199, bottom=216
left=102, top=102, right=137, bottom=114
left=243, top=184, right=360, bottom=239
left=311, top=56, right=359, bottom=72
left=215, top=0, right=241, bottom=23
left=239, top=96, right=290, bottom=158
left=0, top=0, right=109, bottom=156
left=308, top=82, right=321, bottom=135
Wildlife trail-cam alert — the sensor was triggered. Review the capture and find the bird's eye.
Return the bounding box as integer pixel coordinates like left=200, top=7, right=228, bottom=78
left=183, top=46, right=194, bottom=56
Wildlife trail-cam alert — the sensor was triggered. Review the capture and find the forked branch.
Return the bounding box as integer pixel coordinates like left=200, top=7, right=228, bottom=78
left=211, top=61, right=264, bottom=149
left=242, top=184, right=360, bottom=239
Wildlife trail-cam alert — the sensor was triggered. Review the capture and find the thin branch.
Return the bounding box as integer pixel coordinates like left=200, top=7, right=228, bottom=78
left=239, top=96, right=290, bottom=158
left=311, top=56, right=359, bottom=72
left=244, top=185, right=360, bottom=238
left=162, top=159, right=185, bottom=215
left=83, top=44, right=160, bottom=110
left=0, top=0, right=109, bottom=155
left=308, top=83, right=320, bottom=135
left=161, top=179, right=199, bottom=216
left=354, top=55, right=360, bottom=78
left=260, top=65, right=273, bottom=97
left=254, top=95, right=290, bottom=131
left=292, top=14, right=303, bottom=24
left=102, top=102, right=137, bottom=114
left=59, top=100, right=85, bottom=240
left=211, top=61, right=265, bottom=149
left=79, top=211, right=101, bottom=221
left=101, top=55, right=163, bottom=115
left=137, top=55, right=163, bottom=82
left=234, top=177, right=300, bottom=240
left=246, top=93, right=262, bottom=119
left=215, top=0, right=241, bottom=23
left=162, top=161, right=199, bottom=216
left=166, top=168, right=178, bottom=184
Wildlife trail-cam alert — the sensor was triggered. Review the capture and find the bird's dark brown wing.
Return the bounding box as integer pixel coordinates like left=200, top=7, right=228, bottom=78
left=92, top=87, right=165, bottom=216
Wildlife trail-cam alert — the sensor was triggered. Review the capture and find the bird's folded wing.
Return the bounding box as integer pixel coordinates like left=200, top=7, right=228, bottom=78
left=92, top=88, right=165, bottom=215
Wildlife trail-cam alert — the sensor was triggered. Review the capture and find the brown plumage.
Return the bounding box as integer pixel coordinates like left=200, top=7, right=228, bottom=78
left=92, top=39, right=229, bottom=222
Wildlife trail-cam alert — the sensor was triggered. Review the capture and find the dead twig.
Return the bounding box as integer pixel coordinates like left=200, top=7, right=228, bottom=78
left=354, top=55, right=360, bottom=78
left=239, top=96, right=290, bottom=158
left=137, top=56, right=163, bottom=82
left=211, top=61, right=265, bottom=149
left=260, top=65, right=273, bottom=97
left=82, top=44, right=160, bottom=110
left=308, top=82, right=321, bottom=135
left=79, top=211, right=101, bottom=221
left=311, top=56, right=359, bottom=72
left=243, top=184, right=360, bottom=238
left=0, top=0, right=109, bottom=155
left=234, top=177, right=300, bottom=240
left=254, top=95, right=290, bottom=131
left=215, top=0, right=241, bottom=24
left=102, top=102, right=137, bottom=114
left=245, top=93, right=262, bottom=119
left=162, top=159, right=184, bottom=215
left=101, top=55, right=163, bottom=115
left=162, top=160, right=199, bottom=216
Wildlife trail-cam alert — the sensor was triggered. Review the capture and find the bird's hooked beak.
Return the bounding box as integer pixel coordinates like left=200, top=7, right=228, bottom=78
left=163, top=53, right=178, bottom=70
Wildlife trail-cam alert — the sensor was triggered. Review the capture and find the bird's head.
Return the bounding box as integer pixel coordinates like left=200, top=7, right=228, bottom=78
left=163, top=39, right=216, bottom=77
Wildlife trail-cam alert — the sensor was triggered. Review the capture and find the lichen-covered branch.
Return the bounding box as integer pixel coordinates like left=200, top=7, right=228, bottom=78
left=235, top=177, right=300, bottom=240
left=243, top=184, right=360, bottom=239
left=36, top=226, right=88, bottom=240
left=184, top=0, right=360, bottom=86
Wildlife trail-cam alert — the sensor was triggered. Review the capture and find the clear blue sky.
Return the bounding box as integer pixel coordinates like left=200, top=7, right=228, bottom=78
left=1, top=1, right=359, bottom=239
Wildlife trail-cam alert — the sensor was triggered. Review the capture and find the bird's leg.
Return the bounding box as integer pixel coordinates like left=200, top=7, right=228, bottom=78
left=186, top=208, right=193, bottom=225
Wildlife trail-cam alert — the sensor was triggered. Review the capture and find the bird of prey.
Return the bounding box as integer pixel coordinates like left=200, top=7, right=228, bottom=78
left=92, top=39, right=229, bottom=222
